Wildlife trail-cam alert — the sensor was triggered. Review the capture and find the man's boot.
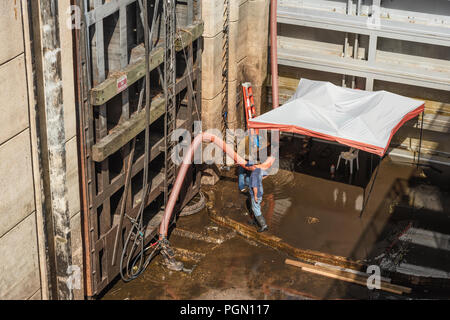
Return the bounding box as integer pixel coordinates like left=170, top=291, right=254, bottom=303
left=159, top=237, right=184, bottom=271
left=246, top=213, right=258, bottom=226
left=255, top=215, right=268, bottom=233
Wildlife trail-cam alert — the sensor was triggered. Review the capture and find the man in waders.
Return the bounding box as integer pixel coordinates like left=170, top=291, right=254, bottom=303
left=238, top=157, right=275, bottom=233
left=237, top=135, right=276, bottom=232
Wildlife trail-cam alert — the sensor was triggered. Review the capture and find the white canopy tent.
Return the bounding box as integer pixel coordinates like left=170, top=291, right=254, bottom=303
left=249, top=79, right=425, bottom=157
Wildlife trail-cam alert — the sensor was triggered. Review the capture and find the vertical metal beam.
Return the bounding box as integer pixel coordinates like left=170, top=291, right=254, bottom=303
left=78, top=0, right=98, bottom=298
left=187, top=0, right=194, bottom=25
left=163, top=0, right=177, bottom=207
left=92, top=0, right=111, bottom=289
left=120, top=5, right=130, bottom=120
left=222, top=0, right=230, bottom=138
left=119, top=4, right=132, bottom=215
left=34, top=0, right=73, bottom=300
left=366, top=0, right=380, bottom=90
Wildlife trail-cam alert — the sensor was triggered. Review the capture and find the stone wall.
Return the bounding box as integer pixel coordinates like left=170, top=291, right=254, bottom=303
left=0, top=0, right=83, bottom=300
left=200, top=0, right=269, bottom=184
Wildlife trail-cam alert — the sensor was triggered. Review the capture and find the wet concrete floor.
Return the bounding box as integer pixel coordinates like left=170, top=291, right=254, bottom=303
left=102, top=139, right=450, bottom=300
left=101, top=207, right=394, bottom=300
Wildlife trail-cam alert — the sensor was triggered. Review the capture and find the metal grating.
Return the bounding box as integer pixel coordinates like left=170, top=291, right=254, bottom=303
left=75, top=0, right=202, bottom=297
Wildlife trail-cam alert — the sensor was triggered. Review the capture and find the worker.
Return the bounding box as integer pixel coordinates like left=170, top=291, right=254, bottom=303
left=238, top=166, right=251, bottom=192
left=237, top=134, right=255, bottom=193
left=246, top=156, right=276, bottom=233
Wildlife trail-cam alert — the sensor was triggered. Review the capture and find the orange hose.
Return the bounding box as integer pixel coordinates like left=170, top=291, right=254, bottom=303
left=159, top=133, right=275, bottom=237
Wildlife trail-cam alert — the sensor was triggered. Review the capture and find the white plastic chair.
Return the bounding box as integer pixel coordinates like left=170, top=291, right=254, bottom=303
left=336, top=148, right=359, bottom=175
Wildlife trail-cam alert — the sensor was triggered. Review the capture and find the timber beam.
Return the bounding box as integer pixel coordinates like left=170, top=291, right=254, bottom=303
left=278, top=47, right=450, bottom=92
left=278, top=6, right=450, bottom=47
left=90, top=22, right=204, bottom=106
left=91, top=67, right=199, bottom=162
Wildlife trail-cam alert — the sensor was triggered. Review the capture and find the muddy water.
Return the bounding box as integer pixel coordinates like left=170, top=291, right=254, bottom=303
left=101, top=138, right=450, bottom=300
left=213, top=153, right=450, bottom=274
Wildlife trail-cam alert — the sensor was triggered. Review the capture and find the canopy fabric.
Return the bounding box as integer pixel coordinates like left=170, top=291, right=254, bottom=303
left=249, top=79, right=425, bottom=156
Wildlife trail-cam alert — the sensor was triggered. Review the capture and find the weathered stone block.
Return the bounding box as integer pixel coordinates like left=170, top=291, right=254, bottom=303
left=237, top=0, right=249, bottom=62
left=0, top=1, right=24, bottom=65
left=201, top=165, right=220, bottom=186
left=228, top=20, right=239, bottom=80
left=202, top=34, right=224, bottom=100
left=202, top=0, right=224, bottom=38
left=202, top=92, right=224, bottom=131
left=246, top=0, right=269, bottom=85
left=230, top=0, right=248, bottom=22
left=0, top=130, right=35, bottom=238
left=0, top=214, right=40, bottom=299
left=0, top=55, right=29, bottom=145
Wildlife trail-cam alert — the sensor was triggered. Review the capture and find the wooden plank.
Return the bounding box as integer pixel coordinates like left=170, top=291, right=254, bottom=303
left=92, top=96, right=165, bottom=162
left=302, top=267, right=404, bottom=295
left=85, top=0, right=136, bottom=27
left=119, top=5, right=130, bottom=121
left=285, top=259, right=411, bottom=295
left=92, top=134, right=165, bottom=209
left=207, top=193, right=367, bottom=272
left=314, top=261, right=392, bottom=283
left=92, top=116, right=190, bottom=208
left=132, top=171, right=166, bottom=208
left=91, top=68, right=200, bottom=162
left=90, top=22, right=204, bottom=106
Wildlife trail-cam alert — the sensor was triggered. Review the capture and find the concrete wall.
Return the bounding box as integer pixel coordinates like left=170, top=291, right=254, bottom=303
left=0, top=0, right=44, bottom=300
left=57, top=0, right=84, bottom=300
left=0, top=0, right=83, bottom=300
left=200, top=0, right=269, bottom=184
left=274, top=0, right=450, bottom=167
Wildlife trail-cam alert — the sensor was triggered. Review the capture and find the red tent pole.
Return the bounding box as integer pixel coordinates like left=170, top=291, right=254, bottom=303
left=270, top=0, right=279, bottom=109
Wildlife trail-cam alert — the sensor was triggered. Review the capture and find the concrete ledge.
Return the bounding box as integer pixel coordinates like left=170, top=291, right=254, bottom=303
left=204, top=189, right=450, bottom=291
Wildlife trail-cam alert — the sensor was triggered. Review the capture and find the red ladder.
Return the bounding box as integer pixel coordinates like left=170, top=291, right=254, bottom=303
left=242, top=82, right=256, bottom=129
left=242, top=82, right=259, bottom=149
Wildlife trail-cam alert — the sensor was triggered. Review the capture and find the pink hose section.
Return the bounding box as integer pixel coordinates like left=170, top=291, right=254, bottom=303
left=159, top=1, right=279, bottom=236
left=270, top=0, right=279, bottom=109
left=159, top=133, right=273, bottom=237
